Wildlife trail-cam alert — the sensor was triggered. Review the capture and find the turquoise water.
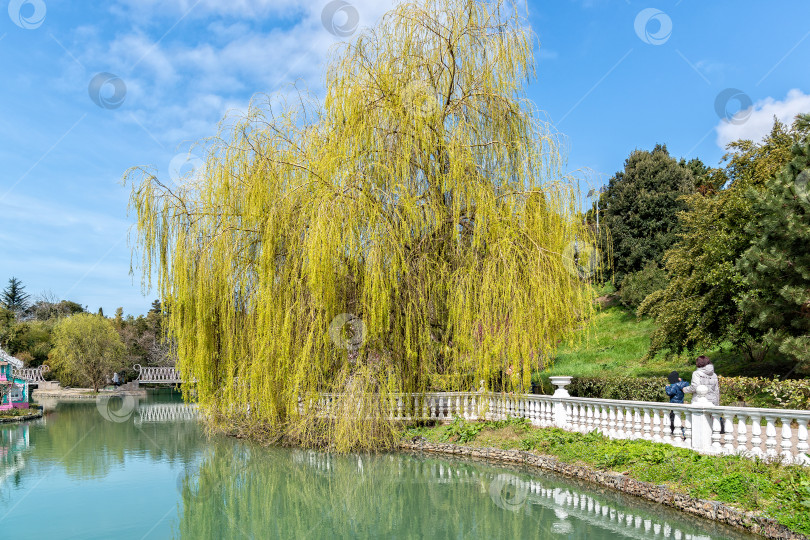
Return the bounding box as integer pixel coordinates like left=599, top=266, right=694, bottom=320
left=0, top=390, right=757, bottom=539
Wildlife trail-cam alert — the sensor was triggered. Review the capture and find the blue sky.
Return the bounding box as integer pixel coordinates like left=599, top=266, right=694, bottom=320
left=1, top=0, right=809, bottom=316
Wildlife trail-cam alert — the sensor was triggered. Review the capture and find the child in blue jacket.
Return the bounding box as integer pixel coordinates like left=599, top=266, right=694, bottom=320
left=665, top=371, right=689, bottom=435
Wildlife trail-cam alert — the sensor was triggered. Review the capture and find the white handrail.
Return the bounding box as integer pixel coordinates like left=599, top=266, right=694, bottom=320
left=304, top=381, right=810, bottom=465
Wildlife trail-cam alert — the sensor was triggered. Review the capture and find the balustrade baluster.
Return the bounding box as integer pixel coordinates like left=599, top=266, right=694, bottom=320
left=633, top=407, right=643, bottom=439
left=581, top=403, right=591, bottom=432
left=652, top=409, right=663, bottom=442
left=642, top=408, right=652, bottom=441
left=711, top=413, right=723, bottom=453
left=736, top=414, right=748, bottom=455
left=539, top=399, right=546, bottom=426
left=672, top=411, right=684, bottom=446
left=565, top=402, right=573, bottom=430
left=585, top=404, right=595, bottom=432
left=797, top=419, right=809, bottom=464
left=608, top=406, right=617, bottom=438
left=765, top=415, right=778, bottom=458
left=749, top=414, right=762, bottom=457
left=662, top=410, right=673, bottom=445
left=600, top=405, right=609, bottom=435
left=723, top=412, right=736, bottom=454
left=781, top=416, right=794, bottom=463
left=623, top=408, right=633, bottom=439
left=615, top=406, right=626, bottom=439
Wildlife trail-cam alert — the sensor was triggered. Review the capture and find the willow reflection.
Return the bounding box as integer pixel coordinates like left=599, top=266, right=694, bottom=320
left=175, top=446, right=755, bottom=540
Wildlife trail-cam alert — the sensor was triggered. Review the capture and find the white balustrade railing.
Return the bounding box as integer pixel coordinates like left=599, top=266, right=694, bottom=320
left=308, top=378, right=810, bottom=465
left=133, top=364, right=182, bottom=383
left=135, top=403, right=198, bottom=424
left=12, top=365, right=48, bottom=382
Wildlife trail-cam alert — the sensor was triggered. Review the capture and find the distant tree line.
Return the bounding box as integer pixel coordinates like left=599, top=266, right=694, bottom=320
left=591, top=113, right=810, bottom=373
left=0, top=278, right=172, bottom=387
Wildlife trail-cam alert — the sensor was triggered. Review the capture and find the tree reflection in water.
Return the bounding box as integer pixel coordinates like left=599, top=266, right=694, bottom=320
left=176, top=444, right=757, bottom=540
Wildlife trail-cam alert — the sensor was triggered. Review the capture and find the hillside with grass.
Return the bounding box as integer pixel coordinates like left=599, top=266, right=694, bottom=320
left=536, top=287, right=801, bottom=397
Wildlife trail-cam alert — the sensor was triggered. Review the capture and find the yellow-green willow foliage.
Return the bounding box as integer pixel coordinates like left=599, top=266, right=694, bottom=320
left=127, top=0, right=599, bottom=451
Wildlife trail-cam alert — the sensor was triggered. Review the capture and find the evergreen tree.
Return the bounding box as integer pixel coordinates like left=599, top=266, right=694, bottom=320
left=1, top=277, right=31, bottom=315
left=737, top=140, right=810, bottom=370
left=600, top=144, right=696, bottom=285
left=640, top=117, right=806, bottom=361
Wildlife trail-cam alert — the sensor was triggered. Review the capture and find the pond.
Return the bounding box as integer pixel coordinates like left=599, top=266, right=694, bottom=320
left=0, top=390, right=758, bottom=539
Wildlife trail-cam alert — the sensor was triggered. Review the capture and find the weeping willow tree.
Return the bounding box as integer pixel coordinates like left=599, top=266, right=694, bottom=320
left=127, top=0, right=599, bottom=451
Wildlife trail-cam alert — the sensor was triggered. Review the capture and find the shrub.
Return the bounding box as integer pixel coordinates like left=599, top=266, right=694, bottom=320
left=763, top=378, right=810, bottom=409
left=567, top=375, right=810, bottom=408
left=619, top=262, right=668, bottom=309
left=719, top=376, right=771, bottom=404
left=568, top=377, right=668, bottom=402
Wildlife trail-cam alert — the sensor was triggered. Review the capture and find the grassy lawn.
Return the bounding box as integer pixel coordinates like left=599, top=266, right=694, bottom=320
left=538, top=288, right=798, bottom=387
left=406, top=418, right=810, bottom=536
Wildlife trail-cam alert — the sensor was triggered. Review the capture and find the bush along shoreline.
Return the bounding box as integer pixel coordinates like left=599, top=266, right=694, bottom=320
left=540, top=376, right=810, bottom=409
left=404, top=418, right=810, bottom=538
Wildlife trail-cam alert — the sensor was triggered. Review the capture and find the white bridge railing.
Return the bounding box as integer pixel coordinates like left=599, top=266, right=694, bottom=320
left=310, top=377, right=810, bottom=465
left=133, top=364, right=182, bottom=384
left=135, top=403, right=198, bottom=425
left=12, top=365, right=48, bottom=382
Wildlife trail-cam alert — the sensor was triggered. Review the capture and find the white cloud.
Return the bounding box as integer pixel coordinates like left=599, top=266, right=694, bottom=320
left=715, top=88, right=810, bottom=148
left=62, top=0, right=399, bottom=147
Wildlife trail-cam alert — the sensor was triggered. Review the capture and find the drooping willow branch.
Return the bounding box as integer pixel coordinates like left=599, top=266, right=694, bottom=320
left=126, top=0, right=599, bottom=451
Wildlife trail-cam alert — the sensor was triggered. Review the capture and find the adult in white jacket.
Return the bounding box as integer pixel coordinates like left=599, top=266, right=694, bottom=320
left=684, top=355, right=720, bottom=405
left=684, top=355, right=724, bottom=432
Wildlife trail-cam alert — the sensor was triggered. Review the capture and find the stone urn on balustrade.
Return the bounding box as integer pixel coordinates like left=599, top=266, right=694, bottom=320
left=549, top=376, right=573, bottom=398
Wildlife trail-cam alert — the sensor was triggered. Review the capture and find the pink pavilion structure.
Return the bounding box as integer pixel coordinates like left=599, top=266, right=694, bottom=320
left=0, top=349, right=29, bottom=410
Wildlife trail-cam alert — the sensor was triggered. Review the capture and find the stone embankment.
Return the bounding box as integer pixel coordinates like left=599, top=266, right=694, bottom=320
left=0, top=408, right=44, bottom=423
left=400, top=439, right=806, bottom=540
left=32, top=387, right=147, bottom=400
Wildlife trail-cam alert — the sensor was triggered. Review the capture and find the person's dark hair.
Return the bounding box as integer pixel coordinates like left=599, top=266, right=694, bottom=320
left=696, top=355, right=711, bottom=368
left=668, top=371, right=680, bottom=384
